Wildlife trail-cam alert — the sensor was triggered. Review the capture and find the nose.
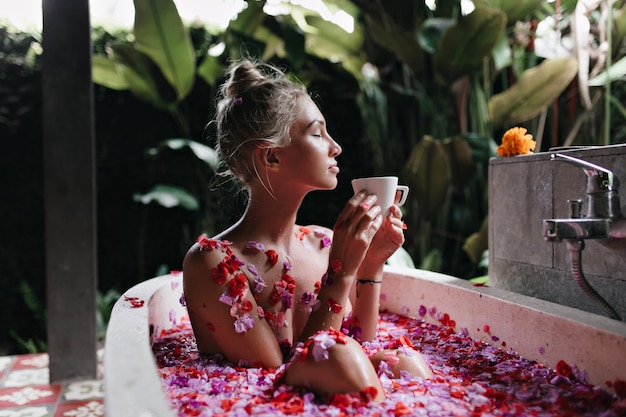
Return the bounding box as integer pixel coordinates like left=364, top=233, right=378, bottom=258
left=329, top=135, right=342, bottom=157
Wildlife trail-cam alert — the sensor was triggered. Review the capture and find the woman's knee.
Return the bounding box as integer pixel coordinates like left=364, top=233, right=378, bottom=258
left=284, top=333, right=384, bottom=402
left=371, top=348, right=433, bottom=379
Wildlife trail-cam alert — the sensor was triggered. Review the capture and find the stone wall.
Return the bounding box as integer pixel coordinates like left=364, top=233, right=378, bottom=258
left=489, top=144, right=626, bottom=321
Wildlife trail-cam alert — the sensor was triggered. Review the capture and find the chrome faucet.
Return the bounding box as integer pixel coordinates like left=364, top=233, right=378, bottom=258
left=542, top=153, right=621, bottom=241
left=542, top=153, right=623, bottom=320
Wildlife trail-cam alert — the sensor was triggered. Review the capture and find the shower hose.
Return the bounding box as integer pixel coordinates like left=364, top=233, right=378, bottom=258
left=566, top=239, right=622, bottom=321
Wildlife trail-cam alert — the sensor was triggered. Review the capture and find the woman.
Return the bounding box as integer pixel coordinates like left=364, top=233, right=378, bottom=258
left=183, top=59, right=432, bottom=403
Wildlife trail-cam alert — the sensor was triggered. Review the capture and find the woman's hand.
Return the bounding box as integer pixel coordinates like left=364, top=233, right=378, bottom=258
left=363, top=203, right=405, bottom=267
left=329, top=191, right=383, bottom=278
left=347, top=194, right=405, bottom=342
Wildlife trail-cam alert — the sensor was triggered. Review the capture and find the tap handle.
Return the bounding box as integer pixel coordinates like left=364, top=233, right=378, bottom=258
left=550, top=153, right=619, bottom=192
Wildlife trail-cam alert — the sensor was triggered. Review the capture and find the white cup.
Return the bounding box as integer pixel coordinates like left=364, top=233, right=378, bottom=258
left=351, top=176, right=409, bottom=215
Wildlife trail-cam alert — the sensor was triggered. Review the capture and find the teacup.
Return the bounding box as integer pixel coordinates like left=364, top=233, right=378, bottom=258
left=351, top=176, right=409, bottom=215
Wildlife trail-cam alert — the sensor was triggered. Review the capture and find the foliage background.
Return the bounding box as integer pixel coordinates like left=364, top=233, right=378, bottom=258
left=2, top=0, right=626, bottom=354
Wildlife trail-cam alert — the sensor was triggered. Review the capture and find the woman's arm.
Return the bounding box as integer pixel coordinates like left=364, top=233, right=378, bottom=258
left=351, top=204, right=406, bottom=341
left=297, top=191, right=383, bottom=342
left=350, top=262, right=384, bottom=341
left=183, top=243, right=284, bottom=368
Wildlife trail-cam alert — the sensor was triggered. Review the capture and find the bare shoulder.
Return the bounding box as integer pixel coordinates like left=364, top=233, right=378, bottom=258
left=296, top=224, right=333, bottom=252
left=183, top=236, right=233, bottom=288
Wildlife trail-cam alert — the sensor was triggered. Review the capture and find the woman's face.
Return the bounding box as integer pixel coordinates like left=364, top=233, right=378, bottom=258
left=275, top=96, right=342, bottom=191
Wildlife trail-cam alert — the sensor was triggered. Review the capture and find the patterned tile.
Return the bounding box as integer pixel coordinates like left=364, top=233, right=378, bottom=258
left=60, top=381, right=102, bottom=402
left=0, top=354, right=103, bottom=417
left=53, top=400, right=103, bottom=417
left=12, top=356, right=48, bottom=371
left=0, top=385, right=61, bottom=407
left=0, top=357, right=13, bottom=373
left=2, top=370, right=49, bottom=389
left=0, top=405, right=54, bottom=417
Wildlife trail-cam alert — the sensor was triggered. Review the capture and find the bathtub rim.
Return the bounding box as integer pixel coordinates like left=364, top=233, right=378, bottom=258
left=104, top=267, right=626, bottom=417
left=104, top=273, right=179, bottom=417
left=382, top=265, right=626, bottom=392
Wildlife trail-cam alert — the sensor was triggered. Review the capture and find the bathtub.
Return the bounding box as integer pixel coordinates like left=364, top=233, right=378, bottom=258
left=104, top=266, right=626, bottom=417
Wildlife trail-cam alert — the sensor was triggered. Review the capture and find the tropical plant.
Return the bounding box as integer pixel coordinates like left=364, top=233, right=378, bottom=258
left=9, top=282, right=47, bottom=354
left=91, top=0, right=626, bottom=279
left=8, top=280, right=122, bottom=354
left=92, top=0, right=218, bottom=232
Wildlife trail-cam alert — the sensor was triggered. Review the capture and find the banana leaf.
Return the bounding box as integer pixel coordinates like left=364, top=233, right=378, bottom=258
left=304, top=15, right=365, bottom=79
left=433, top=6, right=506, bottom=84
left=363, top=14, right=424, bottom=73
left=110, top=44, right=177, bottom=109
left=403, top=136, right=451, bottom=221
left=133, top=0, right=196, bottom=101
left=228, top=0, right=268, bottom=36
left=443, top=136, right=476, bottom=191
left=488, top=56, right=578, bottom=127
left=223, top=2, right=270, bottom=61
left=92, top=55, right=129, bottom=91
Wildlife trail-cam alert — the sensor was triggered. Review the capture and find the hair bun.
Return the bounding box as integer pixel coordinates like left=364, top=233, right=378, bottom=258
left=223, top=60, right=271, bottom=99
left=212, top=59, right=307, bottom=186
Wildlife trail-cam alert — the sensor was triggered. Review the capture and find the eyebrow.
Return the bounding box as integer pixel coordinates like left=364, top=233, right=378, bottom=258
left=306, top=119, right=325, bottom=129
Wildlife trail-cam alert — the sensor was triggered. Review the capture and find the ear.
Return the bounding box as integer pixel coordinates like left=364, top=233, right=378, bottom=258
left=255, top=147, right=281, bottom=170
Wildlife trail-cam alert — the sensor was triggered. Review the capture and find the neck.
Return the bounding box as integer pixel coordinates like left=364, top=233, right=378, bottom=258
left=230, top=184, right=307, bottom=252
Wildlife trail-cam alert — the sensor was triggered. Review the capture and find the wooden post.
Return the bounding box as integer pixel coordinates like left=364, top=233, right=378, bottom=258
left=42, top=0, right=98, bottom=381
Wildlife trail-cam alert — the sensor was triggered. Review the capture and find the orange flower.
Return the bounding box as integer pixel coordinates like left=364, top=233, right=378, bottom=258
left=496, top=127, right=536, bottom=156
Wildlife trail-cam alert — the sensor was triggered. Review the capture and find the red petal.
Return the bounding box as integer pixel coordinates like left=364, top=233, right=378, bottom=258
left=265, top=249, right=278, bottom=266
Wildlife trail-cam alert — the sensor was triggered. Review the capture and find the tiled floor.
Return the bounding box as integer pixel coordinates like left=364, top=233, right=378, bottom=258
left=0, top=352, right=103, bottom=417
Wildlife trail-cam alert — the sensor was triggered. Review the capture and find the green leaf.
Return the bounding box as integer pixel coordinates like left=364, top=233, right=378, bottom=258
left=92, top=55, right=129, bottom=90
left=588, top=55, right=626, bottom=86
left=418, top=18, right=455, bottom=54
left=18, top=281, right=45, bottom=324
left=246, top=22, right=286, bottom=62
left=433, top=6, right=506, bottom=83
left=464, top=133, right=498, bottom=164
left=419, top=249, right=443, bottom=271
left=111, top=44, right=177, bottom=109
left=197, top=54, right=224, bottom=87
left=148, top=138, right=219, bottom=169
left=133, top=0, right=196, bottom=101
left=491, top=32, right=512, bottom=71
left=443, top=136, right=476, bottom=190
left=229, top=0, right=268, bottom=36
left=463, top=217, right=489, bottom=264
left=223, top=2, right=268, bottom=62
left=304, top=15, right=365, bottom=79
left=480, top=0, right=544, bottom=25
left=279, top=18, right=306, bottom=69
left=403, top=136, right=451, bottom=221
left=488, top=56, right=578, bottom=127
left=133, top=184, right=199, bottom=210
left=225, top=30, right=267, bottom=62
left=469, top=275, right=489, bottom=285
left=614, top=4, right=626, bottom=53
left=363, top=14, right=424, bottom=73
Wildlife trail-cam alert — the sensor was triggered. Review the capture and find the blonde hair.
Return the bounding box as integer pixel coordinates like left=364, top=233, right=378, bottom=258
left=213, top=60, right=308, bottom=186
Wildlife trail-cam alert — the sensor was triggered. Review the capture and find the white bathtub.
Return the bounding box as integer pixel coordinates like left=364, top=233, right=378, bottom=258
left=104, top=266, right=626, bottom=417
